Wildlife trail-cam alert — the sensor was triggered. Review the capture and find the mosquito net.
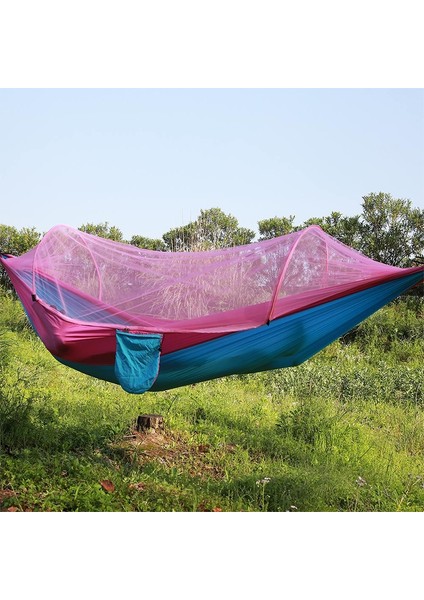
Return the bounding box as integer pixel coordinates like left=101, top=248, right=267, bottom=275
left=6, top=224, right=400, bottom=333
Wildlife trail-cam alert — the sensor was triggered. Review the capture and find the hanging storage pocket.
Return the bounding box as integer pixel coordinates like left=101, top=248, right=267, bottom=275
left=114, top=331, right=163, bottom=394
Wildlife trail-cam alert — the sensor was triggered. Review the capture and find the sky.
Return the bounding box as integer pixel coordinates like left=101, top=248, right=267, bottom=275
left=1, top=88, right=423, bottom=241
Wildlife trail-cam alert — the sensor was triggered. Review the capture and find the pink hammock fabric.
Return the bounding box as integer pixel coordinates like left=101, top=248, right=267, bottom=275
left=1, top=224, right=421, bottom=368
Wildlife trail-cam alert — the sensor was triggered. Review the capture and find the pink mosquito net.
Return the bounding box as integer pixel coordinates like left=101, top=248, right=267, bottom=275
left=11, top=224, right=400, bottom=333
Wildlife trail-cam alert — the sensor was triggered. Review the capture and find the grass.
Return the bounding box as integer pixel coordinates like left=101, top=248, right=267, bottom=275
left=0, top=294, right=423, bottom=511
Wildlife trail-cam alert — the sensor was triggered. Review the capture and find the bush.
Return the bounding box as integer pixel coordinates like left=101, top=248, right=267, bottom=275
left=341, top=298, right=423, bottom=349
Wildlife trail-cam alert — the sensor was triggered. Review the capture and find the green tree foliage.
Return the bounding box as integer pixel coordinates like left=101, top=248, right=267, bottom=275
left=0, top=224, right=41, bottom=255
left=78, top=222, right=124, bottom=242
left=130, top=235, right=166, bottom=251
left=300, top=212, right=363, bottom=250
left=359, top=192, right=424, bottom=267
left=162, top=208, right=255, bottom=251
left=258, top=195, right=423, bottom=267
left=258, top=215, right=295, bottom=240
left=0, top=225, right=41, bottom=294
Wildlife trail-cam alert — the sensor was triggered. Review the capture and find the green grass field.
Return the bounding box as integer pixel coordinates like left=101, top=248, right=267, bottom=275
left=0, top=294, right=423, bottom=512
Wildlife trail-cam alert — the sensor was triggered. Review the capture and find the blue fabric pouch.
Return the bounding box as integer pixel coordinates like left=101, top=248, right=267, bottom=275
left=114, top=331, right=162, bottom=394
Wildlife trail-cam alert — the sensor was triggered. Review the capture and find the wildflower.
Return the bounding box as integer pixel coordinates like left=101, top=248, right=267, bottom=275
left=256, top=477, right=271, bottom=486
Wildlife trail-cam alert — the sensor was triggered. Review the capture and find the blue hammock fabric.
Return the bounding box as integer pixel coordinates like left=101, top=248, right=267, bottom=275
left=54, top=270, right=423, bottom=391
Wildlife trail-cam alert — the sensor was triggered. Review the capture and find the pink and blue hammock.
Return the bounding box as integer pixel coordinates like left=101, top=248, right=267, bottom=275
left=1, top=225, right=422, bottom=394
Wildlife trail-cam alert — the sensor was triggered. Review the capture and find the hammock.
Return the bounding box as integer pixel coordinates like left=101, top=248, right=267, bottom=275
left=1, top=224, right=422, bottom=393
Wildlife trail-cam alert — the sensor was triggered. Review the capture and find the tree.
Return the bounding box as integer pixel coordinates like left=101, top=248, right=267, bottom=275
left=300, top=212, right=363, bottom=250
left=0, top=225, right=41, bottom=294
left=162, top=208, right=255, bottom=251
left=130, top=235, right=166, bottom=251
left=359, top=193, right=424, bottom=267
left=257, top=215, right=295, bottom=240
left=78, top=222, right=124, bottom=242
left=0, top=225, right=41, bottom=256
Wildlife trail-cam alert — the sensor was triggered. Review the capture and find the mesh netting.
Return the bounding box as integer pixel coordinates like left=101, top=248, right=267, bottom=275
left=10, top=224, right=399, bottom=332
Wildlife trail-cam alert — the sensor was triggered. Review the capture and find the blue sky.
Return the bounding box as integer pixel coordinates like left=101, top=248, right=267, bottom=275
left=1, top=88, right=423, bottom=240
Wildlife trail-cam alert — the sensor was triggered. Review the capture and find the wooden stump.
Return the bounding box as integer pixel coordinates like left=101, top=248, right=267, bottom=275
left=137, top=414, right=164, bottom=432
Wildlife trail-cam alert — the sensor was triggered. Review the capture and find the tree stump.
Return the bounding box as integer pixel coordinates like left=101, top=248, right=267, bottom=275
left=137, top=414, right=164, bottom=432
